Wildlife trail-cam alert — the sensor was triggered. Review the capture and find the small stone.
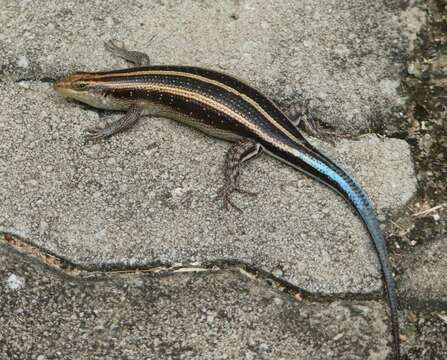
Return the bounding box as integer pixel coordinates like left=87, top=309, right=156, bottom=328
left=272, top=268, right=283, bottom=278
left=6, top=274, right=26, bottom=290
left=39, top=221, right=49, bottom=235
left=93, top=191, right=102, bottom=199
left=16, top=55, right=30, bottom=69
left=172, top=187, right=186, bottom=197
left=379, top=79, right=399, bottom=97
left=407, top=62, right=421, bottom=77
left=258, top=343, right=271, bottom=352
left=17, top=81, right=31, bottom=89
left=84, top=144, right=102, bottom=157
left=273, top=297, right=284, bottom=306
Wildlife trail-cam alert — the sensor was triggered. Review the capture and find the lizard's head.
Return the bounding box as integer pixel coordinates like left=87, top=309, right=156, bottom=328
left=54, top=72, right=129, bottom=110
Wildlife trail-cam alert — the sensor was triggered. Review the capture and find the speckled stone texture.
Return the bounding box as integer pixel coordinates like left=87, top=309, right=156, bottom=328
left=0, top=80, right=416, bottom=294
left=0, top=244, right=392, bottom=360
left=0, top=0, right=428, bottom=358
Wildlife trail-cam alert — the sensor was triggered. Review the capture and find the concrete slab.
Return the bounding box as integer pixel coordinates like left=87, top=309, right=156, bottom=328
left=1, top=0, right=422, bottom=132
left=0, top=1, right=426, bottom=358
left=0, top=244, right=392, bottom=359
left=0, top=79, right=416, bottom=294
left=399, top=236, right=447, bottom=308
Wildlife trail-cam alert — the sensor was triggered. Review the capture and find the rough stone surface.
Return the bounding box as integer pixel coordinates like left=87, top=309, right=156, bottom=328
left=1, top=0, right=422, bottom=132
left=0, top=80, right=417, bottom=294
left=402, top=308, right=447, bottom=359
left=0, top=244, right=392, bottom=360
left=399, top=237, right=447, bottom=308
left=0, top=0, right=429, bottom=358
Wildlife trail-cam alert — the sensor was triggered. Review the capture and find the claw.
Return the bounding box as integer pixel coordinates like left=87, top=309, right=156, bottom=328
left=216, top=185, right=257, bottom=213
left=84, top=127, right=110, bottom=141
left=217, top=192, right=243, bottom=213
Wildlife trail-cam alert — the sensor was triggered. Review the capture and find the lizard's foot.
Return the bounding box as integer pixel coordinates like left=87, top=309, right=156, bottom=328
left=216, top=185, right=257, bottom=213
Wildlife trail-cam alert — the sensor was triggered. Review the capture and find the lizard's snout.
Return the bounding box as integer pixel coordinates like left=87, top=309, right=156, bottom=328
left=53, top=78, right=68, bottom=93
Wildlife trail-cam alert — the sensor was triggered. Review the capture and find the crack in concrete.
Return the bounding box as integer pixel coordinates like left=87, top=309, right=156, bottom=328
left=2, top=231, right=387, bottom=306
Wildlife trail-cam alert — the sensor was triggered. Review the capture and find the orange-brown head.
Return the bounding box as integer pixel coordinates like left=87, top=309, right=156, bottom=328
left=54, top=72, right=129, bottom=110
left=54, top=72, right=94, bottom=97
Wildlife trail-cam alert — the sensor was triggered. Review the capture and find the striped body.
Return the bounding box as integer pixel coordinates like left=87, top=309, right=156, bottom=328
left=54, top=65, right=400, bottom=359
left=55, top=66, right=385, bottom=218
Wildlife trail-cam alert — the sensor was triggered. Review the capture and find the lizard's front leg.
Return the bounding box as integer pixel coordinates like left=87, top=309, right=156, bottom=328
left=83, top=40, right=151, bottom=141
left=85, top=104, right=143, bottom=141
left=104, top=39, right=151, bottom=66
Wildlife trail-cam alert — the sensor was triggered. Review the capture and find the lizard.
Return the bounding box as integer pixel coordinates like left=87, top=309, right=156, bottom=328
left=54, top=40, right=400, bottom=359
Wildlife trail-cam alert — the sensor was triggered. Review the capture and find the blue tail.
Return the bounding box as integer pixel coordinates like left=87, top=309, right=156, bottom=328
left=263, top=137, right=400, bottom=359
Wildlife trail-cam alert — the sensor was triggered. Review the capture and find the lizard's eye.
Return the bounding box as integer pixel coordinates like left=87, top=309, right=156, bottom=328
left=74, top=82, right=89, bottom=91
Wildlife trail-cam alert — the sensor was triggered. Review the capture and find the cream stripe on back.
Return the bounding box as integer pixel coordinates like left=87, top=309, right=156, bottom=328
left=108, top=82, right=295, bottom=154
